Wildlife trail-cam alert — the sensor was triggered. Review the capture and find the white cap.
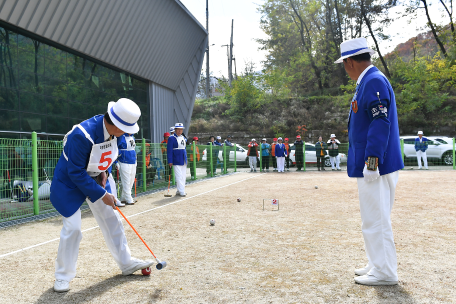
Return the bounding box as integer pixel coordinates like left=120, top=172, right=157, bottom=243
left=175, top=123, right=184, bottom=129
left=278, top=137, right=283, bottom=140
left=251, top=138, right=256, bottom=141
left=216, top=136, right=221, bottom=139
left=334, top=38, right=375, bottom=64
left=262, top=138, right=267, bottom=141
left=107, top=98, right=141, bottom=134
left=170, top=127, right=175, bottom=132
left=330, top=134, right=336, bottom=138
left=418, top=131, right=423, bottom=135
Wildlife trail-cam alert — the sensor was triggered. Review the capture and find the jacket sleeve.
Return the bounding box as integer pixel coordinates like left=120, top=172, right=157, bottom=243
left=66, top=132, right=106, bottom=202
left=117, top=134, right=127, bottom=150
left=167, top=137, right=175, bottom=164
left=364, top=78, right=391, bottom=164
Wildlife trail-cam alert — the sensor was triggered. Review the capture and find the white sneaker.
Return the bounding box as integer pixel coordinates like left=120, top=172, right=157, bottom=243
left=354, top=274, right=398, bottom=286
left=355, top=265, right=372, bottom=276
left=122, top=258, right=154, bottom=275
left=116, top=200, right=125, bottom=207
left=179, top=192, right=187, bottom=197
left=54, top=279, right=70, bottom=292
left=125, top=200, right=135, bottom=205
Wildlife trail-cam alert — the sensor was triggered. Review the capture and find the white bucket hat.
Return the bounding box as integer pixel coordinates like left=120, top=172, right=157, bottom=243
left=330, top=134, right=336, bottom=138
left=216, top=136, right=221, bottom=140
left=262, top=138, right=267, bottom=141
left=170, top=127, right=175, bottom=133
left=174, top=123, right=184, bottom=129
left=418, top=131, right=423, bottom=135
left=251, top=138, right=256, bottom=142
left=334, top=37, right=375, bottom=64
left=107, top=98, right=141, bottom=134
left=278, top=137, right=283, bottom=141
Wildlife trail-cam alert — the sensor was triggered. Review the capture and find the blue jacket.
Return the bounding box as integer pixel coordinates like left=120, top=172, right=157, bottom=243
left=118, top=134, right=137, bottom=164
left=415, top=137, right=429, bottom=152
left=50, top=115, right=119, bottom=217
left=261, top=143, right=271, bottom=156
left=167, top=134, right=187, bottom=166
left=275, top=143, right=288, bottom=157
left=224, top=140, right=234, bottom=147
left=347, top=66, right=404, bottom=177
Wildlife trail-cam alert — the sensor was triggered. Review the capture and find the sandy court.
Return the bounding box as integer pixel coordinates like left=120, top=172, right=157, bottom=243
left=0, top=170, right=455, bottom=303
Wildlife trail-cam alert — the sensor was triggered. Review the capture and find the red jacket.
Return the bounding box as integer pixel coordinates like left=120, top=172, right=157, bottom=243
left=247, top=142, right=259, bottom=157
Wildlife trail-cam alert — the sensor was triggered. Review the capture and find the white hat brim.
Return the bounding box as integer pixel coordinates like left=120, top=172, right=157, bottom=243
left=334, top=48, right=376, bottom=64
left=107, top=102, right=140, bottom=134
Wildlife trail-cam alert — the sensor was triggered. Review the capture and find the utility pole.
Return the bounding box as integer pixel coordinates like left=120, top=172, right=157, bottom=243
left=205, top=0, right=210, bottom=99
left=221, top=44, right=229, bottom=81
left=229, top=19, right=234, bottom=87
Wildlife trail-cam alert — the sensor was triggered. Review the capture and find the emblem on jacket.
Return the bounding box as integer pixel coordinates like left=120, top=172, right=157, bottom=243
left=351, top=100, right=358, bottom=113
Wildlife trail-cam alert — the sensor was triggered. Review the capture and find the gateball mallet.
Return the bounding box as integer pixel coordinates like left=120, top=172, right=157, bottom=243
left=115, top=204, right=167, bottom=270
left=164, top=174, right=172, bottom=197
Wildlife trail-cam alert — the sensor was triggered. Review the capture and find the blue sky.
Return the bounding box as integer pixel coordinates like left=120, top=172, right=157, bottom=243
left=180, top=0, right=446, bottom=78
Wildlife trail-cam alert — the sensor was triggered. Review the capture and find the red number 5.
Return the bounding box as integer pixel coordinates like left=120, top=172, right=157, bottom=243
left=98, top=151, right=112, bottom=170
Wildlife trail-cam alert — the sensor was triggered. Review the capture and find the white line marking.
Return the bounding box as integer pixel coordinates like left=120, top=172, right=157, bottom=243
left=0, top=173, right=264, bottom=259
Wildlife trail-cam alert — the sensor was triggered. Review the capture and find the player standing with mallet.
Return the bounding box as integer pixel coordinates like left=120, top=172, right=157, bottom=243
left=50, top=98, right=153, bottom=292
left=167, top=123, right=188, bottom=196
left=335, top=38, right=404, bottom=285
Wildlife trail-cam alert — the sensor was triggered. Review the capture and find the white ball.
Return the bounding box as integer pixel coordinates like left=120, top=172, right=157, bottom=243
left=210, top=219, right=215, bottom=226
left=315, top=186, right=318, bottom=189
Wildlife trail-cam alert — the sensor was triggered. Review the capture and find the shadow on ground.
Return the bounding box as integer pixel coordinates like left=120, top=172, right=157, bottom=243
left=374, top=284, right=417, bottom=303
left=35, top=275, right=154, bottom=304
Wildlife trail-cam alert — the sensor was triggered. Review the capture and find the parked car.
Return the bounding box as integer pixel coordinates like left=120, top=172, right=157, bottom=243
left=201, top=144, right=248, bottom=163
left=400, top=136, right=454, bottom=165
left=289, top=143, right=347, bottom=167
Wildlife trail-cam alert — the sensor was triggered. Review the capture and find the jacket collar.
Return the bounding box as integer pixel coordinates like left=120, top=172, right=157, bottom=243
left=357, top=66, right=378, bottom=87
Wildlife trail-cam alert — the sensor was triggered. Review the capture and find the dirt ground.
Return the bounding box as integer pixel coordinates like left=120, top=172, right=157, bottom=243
left=0, top=170, right=455, bottom=304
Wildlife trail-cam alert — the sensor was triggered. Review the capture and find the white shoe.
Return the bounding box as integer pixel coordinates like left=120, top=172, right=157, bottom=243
left=116, top=200, right=125, bottom=207
left=179, top=192, right=187, bottom=197
left=125, top=200, right=135, bottom=205
left=122, top=258, right=154, bottom=275
left=54, top=279, right=70, bottom=292
left=355, top=265, right=372, bottom=276
left=354, top=274, right=398, bottom=286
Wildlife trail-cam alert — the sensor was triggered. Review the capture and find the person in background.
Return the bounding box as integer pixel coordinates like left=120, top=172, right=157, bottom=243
left=214, top=136, right=223, bottom=173
left=275, top=137, right=288, bottom=173
left=247, top=139, right=259, bottom=172
left=167, top=123, right=187, bottom=196
left=271, top=138, right=278, bottom=171
left=188, top=137, right=200, bottom=180
left=206, top=135, right=217, bottom=176
left=327, top=134, right=341, bottom=171
left=224, top=135, right=234, bottom=147
left=415, top=131, right=429, bottom=170
left=294, top=135, right=304, bottom=171
left=161, top=132, right=171, bottom=181
left=315, top=136, right=327, bottom=171
left=261, top=138, right=270, bottom=172
left=284, top=138, right=290, bottom=172
left=169, top=127, right=175, bottom=136
left=223, top=135, right=234, bottom=173
left=118, top=133, right=137, bottom=205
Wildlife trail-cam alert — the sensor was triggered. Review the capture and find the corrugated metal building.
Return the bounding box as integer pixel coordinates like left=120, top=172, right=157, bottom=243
left=0, top=0, right=207, bottom=142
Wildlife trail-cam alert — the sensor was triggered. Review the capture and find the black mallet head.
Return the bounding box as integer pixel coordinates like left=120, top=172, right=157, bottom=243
left=156, top=261, right=167, bottom=270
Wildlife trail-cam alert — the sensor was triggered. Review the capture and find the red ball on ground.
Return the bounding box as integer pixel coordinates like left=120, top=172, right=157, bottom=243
left=142, top=267, right=151, bottom=276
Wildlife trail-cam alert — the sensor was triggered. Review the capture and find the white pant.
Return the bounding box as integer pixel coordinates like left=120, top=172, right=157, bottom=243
left=330, top=155, right=340, bottom=169
left=174, top=164, right=187, bottom=194
left=416, top=151, right=428, bottom=169
left=357, top=171, right=399, bottom=280
left=119, top=162, right=137, bottom=203
left=55, top=175, right=133, bottom=282
left=249, top=156, right=257, bottom=170
left=276, top=157, right=285, bottom=172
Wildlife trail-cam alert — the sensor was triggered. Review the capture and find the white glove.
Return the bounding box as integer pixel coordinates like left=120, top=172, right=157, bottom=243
left=116, top=163, right=120, bottom=170
left=363, top=164, right=380, bottom=183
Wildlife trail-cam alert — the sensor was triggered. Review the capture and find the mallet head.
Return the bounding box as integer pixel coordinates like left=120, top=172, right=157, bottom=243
left=156, top=261, right=167, bottom=270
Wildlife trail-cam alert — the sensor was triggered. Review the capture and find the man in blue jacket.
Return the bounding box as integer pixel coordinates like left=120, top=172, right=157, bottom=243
left=415, top=131, right=429, bottom=169
left=117, top=133, right=137, bottom=205
left=50, top=99, right=153, bottom=293
left=167, top=123, right=188, bottom=196
left=335, top=38, right=404, bottom=286
left=274, top=137, right=288, bottom=172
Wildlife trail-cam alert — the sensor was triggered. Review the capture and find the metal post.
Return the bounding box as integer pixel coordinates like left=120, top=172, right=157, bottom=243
left=400, top=139, right=405, bottom=169
left=234, top=146, right=237, bottom=172
left=193, top=141, right=197, bottom=179
left=303, top=142, right=306, bottom=172
left=453, top=137, right=455, bottom=170
left=205, top=0, right=210, bottom=99
left=223, top=144, right=227, bottom=174
left=210, top=144, right=214, bottom=177
left=172, top=166, right=176, bottom=185
left=32, top=132, right=39, bottom=215
left=142, top=138, right=146, bottom=192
